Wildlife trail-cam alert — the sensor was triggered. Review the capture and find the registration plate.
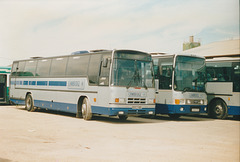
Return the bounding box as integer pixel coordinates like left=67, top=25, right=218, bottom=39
left=132, top=106, right=142, bottom=109
left=191, top=107, right=200, bottom=112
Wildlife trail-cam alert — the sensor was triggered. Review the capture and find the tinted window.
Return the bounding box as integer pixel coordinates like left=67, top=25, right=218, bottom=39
left=174, top=56, right=205, bottom=92
left=207, top=61, right=240, bottom=92
left=99, top=54, right=111, bottom=86
left=23, top=60, right=37, bottom=76
left=17, top=61, right=26, bottom=76
left=206, top=62, right=232, bottom=82
left=114, top=50, right=151, bottom=61
left=35, top=59, right=51, bottom=77
left=111, top=59, right=154, bottom=88
left=66, top=55, right=90, bottom=76
left=50, top=57, right=68, bottom=76
left=153, top=57, right=173, bottom=89
left=11, top=62, right=18, bottom=76
left=233, top=61, right=240, bottom=92
left=88, top=54, right=101, bottom=85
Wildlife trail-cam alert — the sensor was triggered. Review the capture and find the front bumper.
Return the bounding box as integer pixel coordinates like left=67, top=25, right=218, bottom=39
left=156, top=103, right=207, bottom=114
left=91, top=105, right=155, bottom=116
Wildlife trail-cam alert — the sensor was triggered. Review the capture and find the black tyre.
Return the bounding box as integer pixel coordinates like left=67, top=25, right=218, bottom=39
left=210, top=99, right=228, bottom=119
left=233, top=115, right=240, bottom=121
left=76, top=100, right=83, bottom=118
left=118, top=115, right=128, bottom=120
left=81, top=98, right=92, bottom=120
left=25, top=94, right=35, bottom=112
left=168, top=114, right=181, bottom=119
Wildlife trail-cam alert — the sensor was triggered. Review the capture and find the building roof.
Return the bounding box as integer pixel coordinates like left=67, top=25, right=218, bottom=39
left=181, top=39, right=240, bottom=58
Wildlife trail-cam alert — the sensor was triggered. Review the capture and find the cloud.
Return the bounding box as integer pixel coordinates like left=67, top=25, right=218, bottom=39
left=0, top=0, right=239, bottom=66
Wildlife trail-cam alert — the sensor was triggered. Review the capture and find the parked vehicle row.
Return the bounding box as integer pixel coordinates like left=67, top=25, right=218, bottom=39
left=2, top=49, right=240, bottom=120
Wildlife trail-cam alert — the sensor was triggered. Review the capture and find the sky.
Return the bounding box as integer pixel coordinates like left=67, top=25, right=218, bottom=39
left=0, top=0, right=239, bottom=66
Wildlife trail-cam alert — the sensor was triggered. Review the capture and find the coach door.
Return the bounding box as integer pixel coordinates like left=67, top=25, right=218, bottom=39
left=0, top=74, right=7, bottom=103
left=99, top=54, right=111, bottom=86
left=97, top=54, right=111, bottom=106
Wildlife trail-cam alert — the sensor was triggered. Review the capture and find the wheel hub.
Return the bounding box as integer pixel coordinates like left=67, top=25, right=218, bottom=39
left=26, top=98, right=31, bottom=109
left=82, top=104, right=87, bottom=116
left=215, top=105, right=223, bottom=115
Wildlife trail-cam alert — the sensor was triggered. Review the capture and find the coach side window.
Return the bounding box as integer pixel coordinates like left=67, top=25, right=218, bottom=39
left=50, top=57, right=68, bottom=76
left=17, top=61, right=26, bottom=76
left=206, top=62, right=232, bottom=82
left=23, top=60, right=37, bottom=76
left=88, top=54, right=102, bottom=85
left=11, top=62, right=18, bottom=76
left=233, top=62, right=240, bottom=92
left=35, top=59, right=51, bottom=77
left=66, top=55, right=90, bottom=76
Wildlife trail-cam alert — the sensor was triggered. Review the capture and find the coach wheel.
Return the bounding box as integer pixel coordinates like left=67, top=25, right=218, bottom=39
left=233, top=115, right=240, bottom=121
left=211, top=99, right=228, bottom=119
left=118, top=115, right=128, bottom=121
left=82, top=98, right=92, bottom=120
left=76, top=100, right=83, bottom=118
left=25, top=94, right=35, bottom=112
left=168, top=114, right=181, bottom=119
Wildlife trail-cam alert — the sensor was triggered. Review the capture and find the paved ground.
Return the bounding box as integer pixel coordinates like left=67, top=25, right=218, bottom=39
left=0, top=105, right=239, bottom=162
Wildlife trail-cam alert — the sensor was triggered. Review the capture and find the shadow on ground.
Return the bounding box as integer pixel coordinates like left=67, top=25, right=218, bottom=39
left=13, top=106, right=239, bottom=123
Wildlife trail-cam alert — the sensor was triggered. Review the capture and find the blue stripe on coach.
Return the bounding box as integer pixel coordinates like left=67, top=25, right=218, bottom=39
left=49, top=81, right=67, bottom=86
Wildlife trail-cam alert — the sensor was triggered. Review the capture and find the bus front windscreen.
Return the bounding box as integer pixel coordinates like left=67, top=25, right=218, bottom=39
left=174, top=56, right=206, bottom=92
left=111, top=51, right=154, bottom=88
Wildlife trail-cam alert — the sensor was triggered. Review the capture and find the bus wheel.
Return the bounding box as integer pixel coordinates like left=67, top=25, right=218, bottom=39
left=211, top=99, right=228, bottom=119
left=233, top=115, right=240, bottom=120
left=76, top=99, right=83, bottom=118
left=118, top=115, right=128, bottom=121
left=25, top=94, right=35, bottom=112
left=168, top=114, right=181, bottom=119
left=82, top=98, right=92, bottom=120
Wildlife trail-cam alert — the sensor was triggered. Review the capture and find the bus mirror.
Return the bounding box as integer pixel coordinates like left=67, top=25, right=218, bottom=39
left=103, top=58, right=108, bottom=67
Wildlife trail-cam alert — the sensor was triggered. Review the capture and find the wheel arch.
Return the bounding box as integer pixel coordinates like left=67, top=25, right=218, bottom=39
left=208, top=97, right=228, bottom=119
left=77, top=95, right=87, bottom=109
left=208, top=97, right=228, bottom=109
left=25, top=91, right=32, bottom=99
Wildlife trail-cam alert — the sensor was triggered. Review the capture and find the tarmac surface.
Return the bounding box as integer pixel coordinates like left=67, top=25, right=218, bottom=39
left=0, top=105, right=239, bottom=162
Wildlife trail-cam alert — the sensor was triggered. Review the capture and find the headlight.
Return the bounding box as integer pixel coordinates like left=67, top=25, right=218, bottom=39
left=180, top=107, right=184, bottom=111
left=118, top=111, right=124, bottom=115
left=148, top=111, right=154, bottom=115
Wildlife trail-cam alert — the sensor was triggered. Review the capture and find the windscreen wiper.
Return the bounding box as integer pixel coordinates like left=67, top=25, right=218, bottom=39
left=127, top=75, right=135, bottom=89
left=127, top=71, right=140, bottom=88
left=182, top=87, right=192, bottom=93
left=127, top=61, right=138, bottom=89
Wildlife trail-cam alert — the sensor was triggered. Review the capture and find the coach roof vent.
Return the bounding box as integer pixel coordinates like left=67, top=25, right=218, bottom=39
left=90, top=49, right=110, bottom=53
left=31, top=57, right=43, bottom=59
left=71, top=50, right=89, bottom=55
